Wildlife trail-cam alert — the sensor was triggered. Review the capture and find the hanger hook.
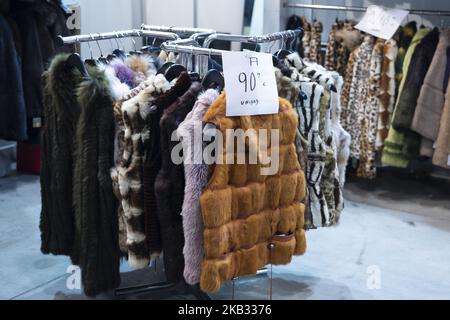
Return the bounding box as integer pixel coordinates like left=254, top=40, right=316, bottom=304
left=130, top=37, right=137, bottom=52
left=87, top=34, right=94, bottom=59
left=114, top=31, right=120, bottom=48
left=95, top=33, right=103, bottom=57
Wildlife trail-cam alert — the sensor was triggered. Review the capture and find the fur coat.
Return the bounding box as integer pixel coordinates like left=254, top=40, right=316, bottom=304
left=377, top=39, right=398, bottom=150
left=178, top=89, right=220, bottom=286
left=113, top=75, right=171, bottom=269
left=345, top=35, right=375, bottom=160
left=392, top=28, right=440, bottom=133
left=286, top=53, right=349, bottom=226
left=357, top=38, right=385, bottom=179
left=383, top=28, right=432, bottom=168
left=412, top=29, right=450, bottom=157
left=41, top=54, right=122, bottom=296
left=433, top=81, right=450, bottom=169
left=142, top=72, right=192, bottom=269
left=155, top=80, right=202, bottom=283
left=71, top=65, right=121, bottom=297
left=199, top=93, right=307, bottom=293
left=40, top=54, right=81, bottom=257
left=0, top=14, right=27, bottom=141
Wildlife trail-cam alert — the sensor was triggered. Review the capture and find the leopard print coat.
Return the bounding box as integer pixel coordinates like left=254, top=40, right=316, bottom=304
left=344, top=35, right=375, bottom=160
left=357, top=38, right=385, bottom=178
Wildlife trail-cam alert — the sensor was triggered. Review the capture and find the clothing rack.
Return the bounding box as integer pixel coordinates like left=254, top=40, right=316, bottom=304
left=141, top=24, right=216, bottom=36
left=56, top=29, right=180, bottom=47
left=161, top=28, right=303, bottom=57
left=54, top=25, right=302, bottom=300
left=283, top=3, right=450, bottom=17
left=203, top=29, right=303, bottom=48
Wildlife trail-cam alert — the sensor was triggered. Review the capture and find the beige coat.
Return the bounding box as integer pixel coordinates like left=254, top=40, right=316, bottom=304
left=433, top=81, right=450, bottom=169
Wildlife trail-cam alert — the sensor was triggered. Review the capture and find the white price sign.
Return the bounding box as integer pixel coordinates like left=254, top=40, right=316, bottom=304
left=355, top=5, right=409, bottom=40
left=222, top=51, right=279, bottom=117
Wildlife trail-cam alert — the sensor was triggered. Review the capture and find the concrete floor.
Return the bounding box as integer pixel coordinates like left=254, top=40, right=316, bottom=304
left=0, top=172, right=449, bottom=300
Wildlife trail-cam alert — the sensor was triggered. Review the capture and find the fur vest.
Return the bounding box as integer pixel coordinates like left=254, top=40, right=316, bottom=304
left=154, top=80, right=202, bottom=283
left=71, top=65, right=121, bottom=297
left=199, top=94, right=307, bottom=293
left=412, top=29, right=450, bottom=154
left=0, top=15, right=27, bottom=141
left=114, top=75, right=171, bottom=269
left=178, top=89, right=220, bottom=286
left=40, top=54, right=81, bottom=257
left=111, top=80, right=153, bottom=255
left=142, top=72, right=192, bottom=269
left=392, top=28, right=440, bottom=133
left=377, top=39, right=398, bottom=150
left=433, top=81, right=450, bottom=169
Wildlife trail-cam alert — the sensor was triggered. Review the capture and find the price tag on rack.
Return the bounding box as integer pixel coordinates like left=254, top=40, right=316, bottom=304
left=222, top=51, right=279, bottom=117
left=355, top=5, right=409, bottom=40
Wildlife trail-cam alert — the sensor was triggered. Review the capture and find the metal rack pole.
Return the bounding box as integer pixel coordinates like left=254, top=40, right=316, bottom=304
left=141, top=24, right=216, bottom=36
left=203, top=29, right=303, bottom=48
left=56, top=29, right=180, bottom=47
left=283, top=2, right=450, bottom=17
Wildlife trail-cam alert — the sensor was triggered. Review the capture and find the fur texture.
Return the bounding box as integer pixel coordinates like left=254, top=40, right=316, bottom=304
left=357, top=38, right=385, bottom=179
left=72, top=65, right=121, bottom=297
left=178, top=89, right=220, bottom=285
left=142, top=72, right=192, bottom=272
left=40, top=53, right=81, bottom=257
left=115, top=74, right=171, bottom=269
left=377, top=39, right=398, bottom=150
left=412, top=29, right=450, bottom=154
left=155, top=80, right=203, bottom=283
left=199, top=94, right=307, bottom=293
left=433, top=81, right=450, bottom=169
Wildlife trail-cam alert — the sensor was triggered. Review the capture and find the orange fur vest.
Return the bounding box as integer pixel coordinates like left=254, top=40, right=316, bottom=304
left=199, top=93, right=307, bottom=293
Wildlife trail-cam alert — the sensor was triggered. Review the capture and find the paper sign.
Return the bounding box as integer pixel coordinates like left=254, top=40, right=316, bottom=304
left=355, top=5, right=409, bottom=40
left=222, top=51, right=279, bottom=117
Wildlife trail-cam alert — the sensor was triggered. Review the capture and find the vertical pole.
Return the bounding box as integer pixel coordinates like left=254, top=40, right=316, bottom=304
left=193, top=0, right=198, bottom=28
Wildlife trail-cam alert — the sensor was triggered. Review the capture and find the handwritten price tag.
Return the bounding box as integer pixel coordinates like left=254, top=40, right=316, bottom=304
left=222, top=51, right=279, bottom=117
left=355, top=5, right=409, bottom=40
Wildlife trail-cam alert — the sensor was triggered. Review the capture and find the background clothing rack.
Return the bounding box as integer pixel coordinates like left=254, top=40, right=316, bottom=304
left=283, top=3, right=450, bottom=17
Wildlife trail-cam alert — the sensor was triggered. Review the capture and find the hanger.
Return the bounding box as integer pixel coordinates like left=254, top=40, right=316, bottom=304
left=129, top=32, right=143, bottom=56
left=165, top=64, right=188, bottom=82
left=157, top=61, right=175, bottom=75
left=84, top=35, right=97, bottom=66
left=93, top=34, right=108, bottom=65
left=66, top=53, right=89, bottom=77
left=106, top=39, right=117, bottom=62
left=202, top=69, right=224, bottom=91
left=112, top=32, right=127, bottom=60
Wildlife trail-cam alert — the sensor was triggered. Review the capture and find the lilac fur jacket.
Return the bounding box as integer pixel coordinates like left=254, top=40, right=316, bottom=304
left=177, top=89, right=219, bottom=285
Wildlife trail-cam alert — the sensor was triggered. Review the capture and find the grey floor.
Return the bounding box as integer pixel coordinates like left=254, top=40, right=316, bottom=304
left=0, top=172, right=449, bottom=300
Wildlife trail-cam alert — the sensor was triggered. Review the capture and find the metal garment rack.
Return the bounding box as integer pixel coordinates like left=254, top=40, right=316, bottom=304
left=161, top=28, right=304, bottom=57
left=56, top=29, right=180, bottom=47
left=203, top=29, right=304, bottom=48
left=56, top=25, right=300, bottom=300
left=283, top=3, right=450, bottom=17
